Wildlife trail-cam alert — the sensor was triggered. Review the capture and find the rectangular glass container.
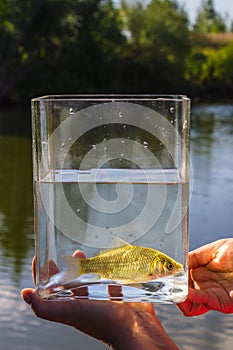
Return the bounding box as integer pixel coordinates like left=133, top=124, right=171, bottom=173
left=32, top=95, right=190, bottom=303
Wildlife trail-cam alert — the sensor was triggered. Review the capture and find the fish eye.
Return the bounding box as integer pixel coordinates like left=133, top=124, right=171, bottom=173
left=167, top=262, right=173, bottom=270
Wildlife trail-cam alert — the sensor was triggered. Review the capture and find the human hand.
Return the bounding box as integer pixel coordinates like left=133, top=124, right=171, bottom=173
left=178, top=238, right=233, bottom=316
left=22, top=252, right=178, bottom=350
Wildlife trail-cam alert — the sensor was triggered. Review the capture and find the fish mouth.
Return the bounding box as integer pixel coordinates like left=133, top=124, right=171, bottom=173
left=164, top=266, right=184, bottom=278
left=173, top=268, right=185, bottom=277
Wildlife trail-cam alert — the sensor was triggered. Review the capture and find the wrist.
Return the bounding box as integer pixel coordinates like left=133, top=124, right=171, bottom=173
left=108, top=311, right=178, bottom=350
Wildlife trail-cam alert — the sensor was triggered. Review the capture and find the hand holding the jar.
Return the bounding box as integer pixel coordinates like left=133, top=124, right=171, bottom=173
left=21, top=238, right=233, bottom=348
left=21, top=251, right=178, bottom=350
left=178, top=238, right=233, bottom=316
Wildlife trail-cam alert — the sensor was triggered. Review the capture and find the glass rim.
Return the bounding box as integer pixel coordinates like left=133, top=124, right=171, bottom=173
left=31, top=94, right=190, bottom=102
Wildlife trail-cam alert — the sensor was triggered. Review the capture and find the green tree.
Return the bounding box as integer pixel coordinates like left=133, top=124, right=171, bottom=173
left=0, top=0, right=71, bottom=100
left=201, top=43, right=233, bottom=95
left=1, top=0, right=231, bottom=102
left=120, top=0, right=190, bottom=92
left=194, top=0, right=226, bottom=33
left=53, top=0, right=126, bottom=93
left=0, top=0, right=125, bottom=101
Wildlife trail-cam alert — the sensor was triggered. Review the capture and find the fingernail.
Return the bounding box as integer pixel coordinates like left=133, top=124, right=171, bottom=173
left=22, top=290, right=33, bottom=305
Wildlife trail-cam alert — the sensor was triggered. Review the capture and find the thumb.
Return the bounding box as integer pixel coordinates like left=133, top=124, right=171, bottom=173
left=21, top=288, right=35, bottom=305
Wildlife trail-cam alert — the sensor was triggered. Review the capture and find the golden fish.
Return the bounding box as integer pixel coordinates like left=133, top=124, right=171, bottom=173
left=59, top=243, right=183, bottom=285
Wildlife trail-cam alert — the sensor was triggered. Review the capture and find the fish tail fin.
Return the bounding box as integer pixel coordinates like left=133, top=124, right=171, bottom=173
left=59, top=256, right=82, bottom=285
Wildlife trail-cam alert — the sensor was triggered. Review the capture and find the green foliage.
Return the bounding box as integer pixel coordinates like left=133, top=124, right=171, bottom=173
left=0, top=0, right=70, bottom=99
left=194, top=0, right=227, bottom=33
left=108, top=0, right=190, bottom=92
left=202, top=43, right=233, bottom=92
left=0, top=0, right=232, bottom=102
left=185, top=36, right=233, bottom=98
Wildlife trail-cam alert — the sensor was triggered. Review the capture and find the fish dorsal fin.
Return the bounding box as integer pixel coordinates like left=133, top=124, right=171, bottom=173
left=100, top=236, right=131, bottom=254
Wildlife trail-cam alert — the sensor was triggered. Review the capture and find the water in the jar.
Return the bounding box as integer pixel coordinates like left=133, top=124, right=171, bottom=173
left=35, top=168, right=188, bottom=303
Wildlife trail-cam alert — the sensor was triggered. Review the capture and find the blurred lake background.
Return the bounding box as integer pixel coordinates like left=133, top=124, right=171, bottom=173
left=1, top=1, right=233, bottom=349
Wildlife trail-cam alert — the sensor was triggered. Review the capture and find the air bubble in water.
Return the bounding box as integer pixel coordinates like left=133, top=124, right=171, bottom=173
left=161, top=128, right=166, bottom=137
left=121, top=140, right=125, bottom=145
left=92, top=144, right=97, bottom=150
left=119, top=112, right=123, bottom=118
left=170, top=107, right=175, bottom=114
left=69, top=107, right=74, bottom=115
left=76, top=209, right=81, bottom=213
left=143, top=141, right=149, bottom=148
left=61, top=142, right=65, bottom=148
left=123, top=125, right=127, bottom=129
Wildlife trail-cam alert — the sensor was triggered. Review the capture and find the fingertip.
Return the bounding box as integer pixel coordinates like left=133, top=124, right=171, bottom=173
left=21, top=288, right=35, bottom=305
left=72, top=250, right=86, bottom=259
left=176, top=299, right=192, bottom=315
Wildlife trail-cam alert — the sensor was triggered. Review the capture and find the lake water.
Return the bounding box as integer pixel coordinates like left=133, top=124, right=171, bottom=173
left=0, top=104, right=232, bottom=349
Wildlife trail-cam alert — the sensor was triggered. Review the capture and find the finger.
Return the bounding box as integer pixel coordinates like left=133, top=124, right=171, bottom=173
left=188, top=241, right=218, bottom=268
left=21, top=288, right=83, bottom=326
left=32, top=256, right=60, bottom=285
left=32, top=250, right=85, bottom=284
left=72, top=286, right=89, bottom=298
left=177, top=298, right=209, bottom=317
left=208, top=239, right=233, bottom=272
left=190, top=265, right=213, bottom=284
left=49, top=260, right=60, bottom=276
left=21, top=288, right=36, bottom=305
left=177, top=289, right=209, bottom=316
left=188, top=268, right=195, bottom=289
left=188, top=243, right=215, bottom=268
left=181, top=287, right=223, bottom=313
left=108, top=284, right=123, bottom=300
left=72, top=250, right=86, bottom=259
left=21, top=287, right=116, bottom=343
left=188, top=239, right=230, bottom=269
